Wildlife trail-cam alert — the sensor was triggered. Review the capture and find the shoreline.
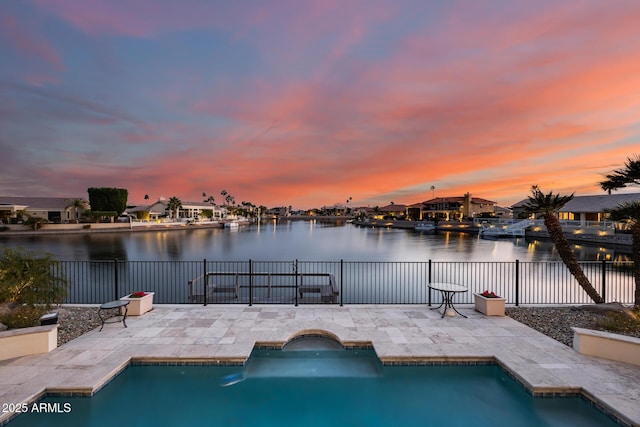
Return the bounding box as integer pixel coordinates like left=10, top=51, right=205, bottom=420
left=0, top=220, right=253, bottom=237
left=353, top=219, right=633, bottom=251
left=0, top=218, right=633, bottom=252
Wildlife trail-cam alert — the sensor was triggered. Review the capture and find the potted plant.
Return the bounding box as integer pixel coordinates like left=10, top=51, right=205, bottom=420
left=474, top=290, right=506, bottom=316
left=120, top=291, right=154, bottom=316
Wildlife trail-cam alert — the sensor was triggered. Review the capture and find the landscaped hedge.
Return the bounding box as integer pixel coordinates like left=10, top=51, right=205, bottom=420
left=87, top=187, right=128, bottom=216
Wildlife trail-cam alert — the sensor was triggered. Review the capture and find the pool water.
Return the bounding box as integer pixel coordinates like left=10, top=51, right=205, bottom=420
left=8, top=349, right=618, bottom=427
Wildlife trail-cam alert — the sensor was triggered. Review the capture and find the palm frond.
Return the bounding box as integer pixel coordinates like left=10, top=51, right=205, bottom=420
left=606, top=201, right=640, bottom=223
left=600, top=154, right=640, bottom=193
left=521, top=185, right=574, bottom=215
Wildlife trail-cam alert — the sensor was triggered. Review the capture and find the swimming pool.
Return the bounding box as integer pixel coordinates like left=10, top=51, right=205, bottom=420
left=6, top=348, right=620, bottom=427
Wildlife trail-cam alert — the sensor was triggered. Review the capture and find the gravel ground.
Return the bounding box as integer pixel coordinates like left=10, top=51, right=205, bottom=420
left=56, top=306, right=105, bottom=346
left=53, top=305, right=640, bottom=348
left=505, top=306, right=640, bottom=347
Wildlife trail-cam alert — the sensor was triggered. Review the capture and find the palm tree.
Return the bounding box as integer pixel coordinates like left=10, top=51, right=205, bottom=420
left=521, top=186, right=604, bottom=303
left=601, top=155, right=640, bottom=308
left=66, top=199, right=87, bottom=223
left=606, top=202, right=640, bottom=308
left=202, top=192, right=215, bottom=204
left=167, top=197, right=182, bottom=220
left=601, top=155, right=640, bottom=194
left=23, top=215, right=48, bottom=231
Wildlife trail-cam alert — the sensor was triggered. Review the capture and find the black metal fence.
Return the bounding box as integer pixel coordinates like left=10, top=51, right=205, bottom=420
left=52, top=259, right=636, bottom=306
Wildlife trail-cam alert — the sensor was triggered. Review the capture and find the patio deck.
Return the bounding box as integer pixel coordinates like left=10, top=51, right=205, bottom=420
left=1, top=305, right=639, bottom=426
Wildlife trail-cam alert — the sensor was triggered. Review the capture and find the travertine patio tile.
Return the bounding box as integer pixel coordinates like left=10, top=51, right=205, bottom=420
left=451, top=335, right=481, bottom=344
left=161, top=311, right=188, bottom=319
left=0, top=366, right=44, bottom=385
left=64, top=349, right=114, bottom=366
left=211, top=318, right=235, bottom=328
left=133, top=327, right=165, bottom=338
left=214, top=343, right=253, bottom=357
left=333, top=318, right=355, bottom=328
left=158, top=327, right=190, bottom=337
left=201, top=327, right=229, bottom=338
left=429, top=333, right=456, bottom=344
left=177, top=345, right=220, bottom=358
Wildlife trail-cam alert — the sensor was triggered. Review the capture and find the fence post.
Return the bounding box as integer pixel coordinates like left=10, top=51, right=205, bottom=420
left=601, top=259, right=607, bottom=303
left=515, top=259, right=520, bottom=307
left=340, top=259, right=344, bottom=307
left=114, top=258, right=119, bottom=300
left=294, top=259, right=299, bottom=307
left=428, top=259, right=432, bottom=307
left=203, top=258, right=207, bottom=306
left=249, top=259, right=253, bottom=306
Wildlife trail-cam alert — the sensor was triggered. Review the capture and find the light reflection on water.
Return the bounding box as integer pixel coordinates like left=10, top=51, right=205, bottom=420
left=0, top=220, right=630, bottom=262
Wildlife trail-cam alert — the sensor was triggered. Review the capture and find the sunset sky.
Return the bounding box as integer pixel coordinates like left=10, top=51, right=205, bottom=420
left=1, top=0, right=639, bottom=209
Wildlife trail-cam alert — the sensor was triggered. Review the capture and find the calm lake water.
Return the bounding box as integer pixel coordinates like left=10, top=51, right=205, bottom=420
left=0, top=220, right=627, bottom=262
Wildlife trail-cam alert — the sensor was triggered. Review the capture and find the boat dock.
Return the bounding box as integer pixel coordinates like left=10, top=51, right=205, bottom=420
left=188, top=271, right=339, bottom=304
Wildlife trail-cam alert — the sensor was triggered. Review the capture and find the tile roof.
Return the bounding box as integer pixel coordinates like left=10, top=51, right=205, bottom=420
left=512, top=193, right=640, bottom=212
left=0, top=196, right=86, bottom=210
left=379, top=204, right=406, bottom=211
left=421, top=196, right=497, bottom=204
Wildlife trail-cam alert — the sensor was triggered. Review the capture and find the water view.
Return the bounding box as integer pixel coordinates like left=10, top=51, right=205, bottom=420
left=0, top=220, right=628, bottom=263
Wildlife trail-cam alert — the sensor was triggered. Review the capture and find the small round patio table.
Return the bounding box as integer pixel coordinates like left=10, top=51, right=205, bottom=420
left=428, top=282, right=468, bottom=318
left=98, top=300, right=129, bottom=331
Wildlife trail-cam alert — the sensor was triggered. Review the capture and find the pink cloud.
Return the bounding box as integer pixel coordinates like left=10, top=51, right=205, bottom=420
left=0, top=10, right=64, bottom=71
left=5, top=1, right=640, bottom=208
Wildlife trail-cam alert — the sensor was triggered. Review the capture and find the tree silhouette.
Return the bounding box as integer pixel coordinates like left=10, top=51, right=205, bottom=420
left=601, top=155, right=640, bottom=307
left=167, top=197, right=182, bottom=220
left=607, top=202, right=640, bottom=308
left=522, top=186, right=603, bottom=303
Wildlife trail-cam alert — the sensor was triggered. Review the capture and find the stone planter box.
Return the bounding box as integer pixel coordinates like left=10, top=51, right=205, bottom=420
left=120, top=292, right=154, bottom=316
left=572, top=327, right=640, bottom=366
left=474, top=293, right=506, bottom=316
left=0, top=324, right=58, bottom=361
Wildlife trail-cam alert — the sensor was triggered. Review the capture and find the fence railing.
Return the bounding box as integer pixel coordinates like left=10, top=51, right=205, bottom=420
left=51, top=259, right=636, bottom=306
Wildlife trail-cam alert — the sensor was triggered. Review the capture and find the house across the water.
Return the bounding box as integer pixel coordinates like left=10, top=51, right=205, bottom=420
left=0, top=196, right=88, bottom=224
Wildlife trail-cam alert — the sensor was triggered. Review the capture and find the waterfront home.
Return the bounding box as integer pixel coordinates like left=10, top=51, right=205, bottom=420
left=407, top=193, right=496, bottom=221
left=511, top=193, right=640, bottom=225
left=127, top=199, right=227, bottom=222
left=318, top=204, right=349, bottom=216
left=374, top=203, right=407, bottom=219
left=265, top=206, right=291, bottom=218
left=0, top=196, right=88, bottom=224
left=351, top=206, right=375, bottom=218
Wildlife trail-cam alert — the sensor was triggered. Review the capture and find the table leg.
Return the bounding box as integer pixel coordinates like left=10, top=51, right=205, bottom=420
left=441, top=291, right=451, bottom=318
left=122, top=305, right=128, bottom=328
left=445, top=291, right=467, bottom=318
left=98, top=308, right=106, bottom=332
left=435, top=291, right=468, bottom=318
left=430, top=292, right=446, bottom=311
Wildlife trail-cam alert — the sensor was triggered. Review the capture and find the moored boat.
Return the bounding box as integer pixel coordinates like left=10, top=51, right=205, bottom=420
left=414, top=222, right=436, bottom=232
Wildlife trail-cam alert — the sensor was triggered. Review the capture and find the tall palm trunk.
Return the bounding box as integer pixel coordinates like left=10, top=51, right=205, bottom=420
left=632, top=222, right=640, bottom=308
left=544, top=214, right=604, bottom=304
